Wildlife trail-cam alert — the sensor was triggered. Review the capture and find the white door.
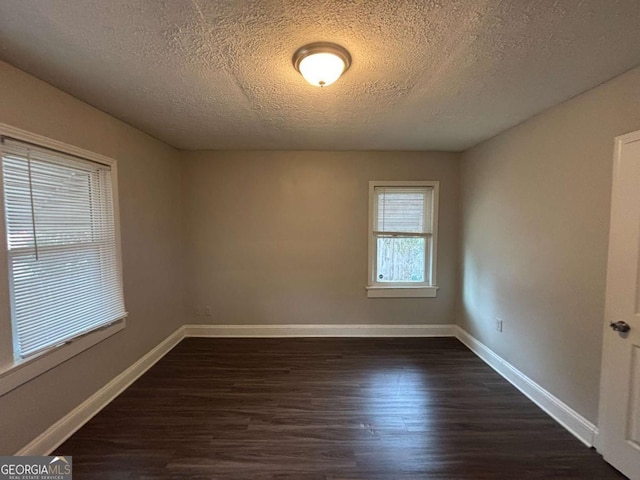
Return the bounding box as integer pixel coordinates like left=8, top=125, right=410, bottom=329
left=599, top=130, right=640, bottom=480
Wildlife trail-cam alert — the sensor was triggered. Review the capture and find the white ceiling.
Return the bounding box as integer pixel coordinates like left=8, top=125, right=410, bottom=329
left=1, top=1, right=639, bottom=151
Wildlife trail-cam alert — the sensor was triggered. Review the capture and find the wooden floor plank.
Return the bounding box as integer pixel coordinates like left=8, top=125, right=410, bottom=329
left=56, top=337, right=626, bottom=479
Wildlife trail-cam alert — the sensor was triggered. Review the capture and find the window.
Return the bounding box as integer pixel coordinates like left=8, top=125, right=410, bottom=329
left=0, top=126, right=126, bottom=395
left=367, top=181, right=439, bottom=298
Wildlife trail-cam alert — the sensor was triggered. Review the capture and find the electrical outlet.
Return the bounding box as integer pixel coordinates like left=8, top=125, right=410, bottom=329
left=496, top=318, right=503, bottom=333
left=204, top=305, right=213, bottom=317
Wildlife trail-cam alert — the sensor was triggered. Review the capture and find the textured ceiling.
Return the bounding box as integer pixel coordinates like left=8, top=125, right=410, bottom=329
left=1, top=1, right=640, bottom=151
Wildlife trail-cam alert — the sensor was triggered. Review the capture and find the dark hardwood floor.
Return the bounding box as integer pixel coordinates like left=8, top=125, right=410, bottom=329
left=56, top=337, right=626, bottom=479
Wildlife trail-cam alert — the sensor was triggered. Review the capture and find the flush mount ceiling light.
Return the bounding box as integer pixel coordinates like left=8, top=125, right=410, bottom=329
left=292, top=42, right=352, bottom=87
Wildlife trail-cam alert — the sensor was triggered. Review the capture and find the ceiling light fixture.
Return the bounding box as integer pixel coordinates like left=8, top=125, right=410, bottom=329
left=292, top=42, right=351, bottom=87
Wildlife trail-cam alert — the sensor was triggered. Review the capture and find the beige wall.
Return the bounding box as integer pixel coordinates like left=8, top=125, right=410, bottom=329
left=459, top=66, right=640, bottom=423
left=182, top=151, right=460, bottom=326
left=0, top=61, right=184, bottom=454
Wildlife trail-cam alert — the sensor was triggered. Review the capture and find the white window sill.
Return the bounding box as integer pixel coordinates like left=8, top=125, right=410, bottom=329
left=366, top=286, right=439, bottom=298
left=0, top=319, right=125, bottom=397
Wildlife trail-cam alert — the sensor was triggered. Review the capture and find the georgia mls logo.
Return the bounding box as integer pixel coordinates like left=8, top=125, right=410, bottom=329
left=49, top=457, right=71, bottom=472
left=0, top=455, right=72, bottom=479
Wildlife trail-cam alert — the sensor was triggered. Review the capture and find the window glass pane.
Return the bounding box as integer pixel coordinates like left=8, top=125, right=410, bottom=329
left=376, top=236, right=426, bottom=282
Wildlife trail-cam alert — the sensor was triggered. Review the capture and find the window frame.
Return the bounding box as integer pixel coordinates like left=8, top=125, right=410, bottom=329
left=366, top=180, right=439, bottom=298
left=0, top=123, right=126, bottom=397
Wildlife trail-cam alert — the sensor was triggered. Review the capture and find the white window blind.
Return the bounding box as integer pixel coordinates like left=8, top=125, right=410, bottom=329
left=1, top=138, right=126, bottom=358
left=374, top=187, right=433, bottom=234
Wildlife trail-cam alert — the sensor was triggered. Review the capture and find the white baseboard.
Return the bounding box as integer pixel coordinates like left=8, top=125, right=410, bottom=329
left=15, top=322, right=599, bottom=455
left=455, top=326, right=599, bottom=447
left=14, top=323, right=453, bottom=454
left=183, top=323, right=456, bottom=338
left=16, top=326, right=185, bottom=455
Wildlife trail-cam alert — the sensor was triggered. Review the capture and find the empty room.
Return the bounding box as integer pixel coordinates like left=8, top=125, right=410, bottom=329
left=0, top=1, right=639, bottom=479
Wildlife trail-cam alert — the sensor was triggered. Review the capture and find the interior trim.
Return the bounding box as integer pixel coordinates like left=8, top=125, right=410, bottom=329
left=15, top=326, right=184, bottom=456
left=455, top=326, right=599, bottom=448
left=15, top=323, right=599, bottom=455
left=0, top=320, right=125, bottom=397
left=183, top=323, right=456, bottom=338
